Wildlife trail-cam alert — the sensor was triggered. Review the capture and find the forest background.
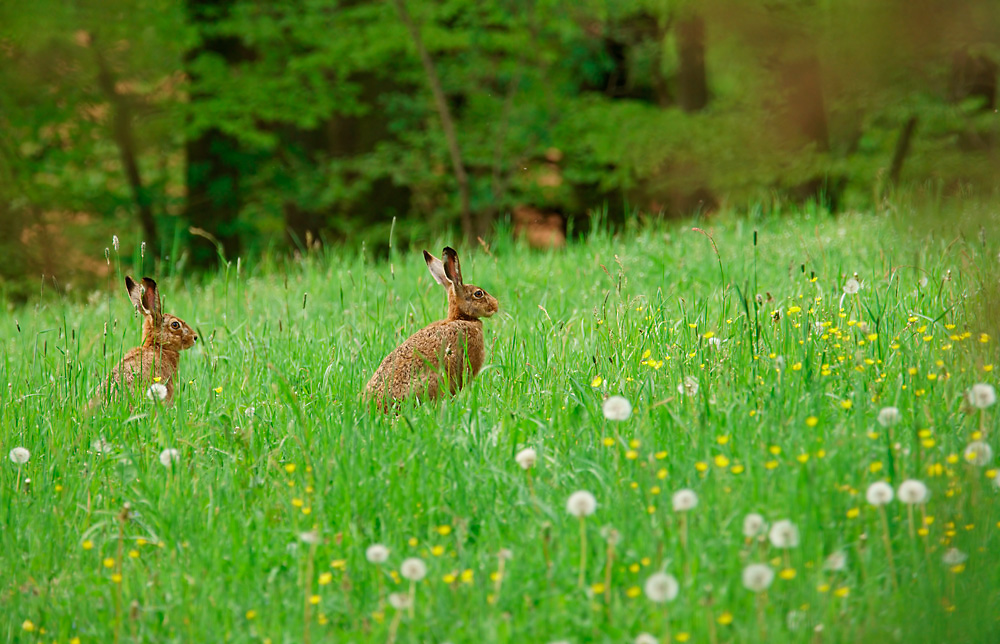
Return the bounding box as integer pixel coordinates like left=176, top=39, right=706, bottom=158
left=1, top=0, right=998, bottom=301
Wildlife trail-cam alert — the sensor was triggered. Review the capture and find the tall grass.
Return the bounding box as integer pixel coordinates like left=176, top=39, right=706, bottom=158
left=2, top=208, right=998, bottom=643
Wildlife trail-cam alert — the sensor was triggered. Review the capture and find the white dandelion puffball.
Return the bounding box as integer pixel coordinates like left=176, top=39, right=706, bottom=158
left=877, top=407, right=901, bottom=427
left=634, top=634, right=658, bottom=644
left=515, top=448, right=537, bottom=470
left=147, top=382, right=168, bottom=401
left=708, top=336, right=723, bottom=349
left=843, top=278, right=860, bottom=295
left=743, top=513, right=767, bottom=538
left=643, top=571, right=679, bottom=603
left=941, top=547, right=968, bottom=566
left=400, top=557, right=427, bottom=581
left=366, top=544, right=390, bottom=564
left=9, top=447, right=30, bottom=464
left=768, top=520, right=800, bottom=549
left=677, top=376, right=700, bottom=397
left=824, top=551, right=848, bottom=572
left=298, top=530, right=320, bottom=545
left=865, top=481, right=894, bottom=506
left=566, top=490, right=598, bottom=518
left=963, top=440, right=993, bottom=467
left=388, top=592, right=412, bottom=610
left=602, top=395, right=632, bottom=421
left=742, top=563, right=775, bottom=592
left=917, top=276, right=928, bottom=288
left=967, top=383, right=997, bottom=409
left=158, top=448, right=180, bottom=468
left=91, top=437, right=113, bottom=454
left=671, top=488, right=698, bottom=512
left=897, top=479, right=930, bottom=505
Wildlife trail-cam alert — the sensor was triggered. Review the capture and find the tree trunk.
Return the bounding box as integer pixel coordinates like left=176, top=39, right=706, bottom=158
left=888, top=116, right=918, bottom=186
left=184, top=0, right=250, bottom=266
left=677, top=15, right=708, bottom=113
left=391, top=0, right=475, bottom=242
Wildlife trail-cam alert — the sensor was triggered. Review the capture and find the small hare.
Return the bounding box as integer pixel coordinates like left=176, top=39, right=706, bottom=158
left=95, top=276, right=197, bottom=405
left=366, top=247, right=499, bottom=410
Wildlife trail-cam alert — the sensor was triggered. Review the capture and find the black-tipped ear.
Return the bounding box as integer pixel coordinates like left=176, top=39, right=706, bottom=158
left=425, top=250, right=450, bottom=286
left=125, top=276, right=145, bottom=312
left=442, top=247, right=462, bottom=285
left=140, top=277, right=160, bottom=316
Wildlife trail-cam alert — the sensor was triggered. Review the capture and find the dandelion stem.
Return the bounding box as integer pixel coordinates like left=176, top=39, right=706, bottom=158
left=386, top=607, right=402, bottom=644
left=877, top=506, right=898, bottom=592
left=603, top=537, right=614, bottom=609
left=304, top=539, right=317, bottom=644
left=906, top=504, right=915, bottom=540
left=660, top=605, right=671, bottom=644
left=408, top=580, right=416, bottom=619
left=578, top=516, right=588, bottom=589
left=756, top=592, right=767, bottom=641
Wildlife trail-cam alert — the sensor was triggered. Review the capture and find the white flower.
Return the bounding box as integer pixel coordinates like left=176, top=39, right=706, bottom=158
left=158, top=448, right=180, bottom=468
left=877, top=407, right=901, bottom=427
left=388, top=592, right=412, bottom=610
left=643, top=572, right=679, bottom=602
left=635, top=634, right=658, bottom=644
left=897, top=479, right=929, bottom=505
left=602, top=395, right=632, bottom=421
left=400, top=557, right=427, bottom=581
left=865, top=481, right=894, bottom=506
left=707, top=336, right=723, bottom=349
left=941, top=547, right=968, bottom=566
left=298, top=530, right=320, bottom=545
left=967, top=383, right=997, bottom=409
left=671, top=488, right=698, bottom=512
left=147, top=383, right=168, bottom=401
left=677, top=376, right=700, bottom=397
left=963, top=440, right=993, bottom=467
left=515, top=448, right=537, bottom=470
left=843, top=278, right=860, bottom=295
left=768, top=520, right=800, bottom=549
left=742, top=563, right=775, bottom=592
left=366, top=544, right=390, bottom=564
left=743, top=513, right=767, bottom=538
left=917, top=276, right=928, bottom=288
left=91, top=437, right=113, bottom=454
left=8, top=447, right=30, bottom=464
left=823, top=551, right=848, bottom=572
left=566, top=490, right=598, bottom=517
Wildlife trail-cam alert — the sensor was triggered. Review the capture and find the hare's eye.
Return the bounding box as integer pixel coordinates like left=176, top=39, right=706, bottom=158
left=474, top=290, right=484, bottom=299
left=171, top=321, right=180, bottom=330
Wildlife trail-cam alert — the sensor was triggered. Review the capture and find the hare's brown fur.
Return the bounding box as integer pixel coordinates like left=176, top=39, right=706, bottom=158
left=94, top=276, right=197, bottom=405
left=365, top=247, right=498, bottom=410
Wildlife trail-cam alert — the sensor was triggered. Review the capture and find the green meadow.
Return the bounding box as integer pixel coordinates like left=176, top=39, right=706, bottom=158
left=3, top=209, right=999, bottom=643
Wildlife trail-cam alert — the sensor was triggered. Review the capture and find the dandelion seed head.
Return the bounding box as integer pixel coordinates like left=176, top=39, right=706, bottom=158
left=400, top=557, right=427, bottom=581
left=8, top=447, right=30, bottom=464
left=298, top=530, right=320, bottom=545
left=158, top=448, right=179, bottom=468
left=91, top=437, right=113, bottom=454
left=897, top=479, right=929, bottom=504
left=643, top=571, right=679, bottom=602
left=677, top=376, right=700, bottom=397
left=147, top=383, right=168, bottom=401
left=742, top=563, right=775, bottom=592
left=877, top=407, right=901, bottom=427
left=366, top=544, right=390, bottom=564
left=768, top=519, right=800, bottom=549
left=866, top=481, right=894, bottom=506
left=566, top=490, right=598, bottom=518
left=388, top=592, right=412, bottom=610
left=743, top=513, right=767, bottom=538
left=918, top=276, right=928, bottom=288
left=671, top=488, right=698, bottom=512
left=824, top=551, right=848, bottom=572
left=602, top=395, right=633, bottom=421
left=515, top=448, right=537, bottom=470
left=941, top=547, right=967, bottom=566
left=967, top=383, right=996, bottom=409
left=635, top=634, right=658, bottom=644
left=843, top=278, right=860, bottom=295
left=963, top=440, right=993, bottom=467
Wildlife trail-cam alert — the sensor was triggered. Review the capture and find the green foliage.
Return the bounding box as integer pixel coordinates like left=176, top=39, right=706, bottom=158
left=2, top=210, right=1000, bottom=640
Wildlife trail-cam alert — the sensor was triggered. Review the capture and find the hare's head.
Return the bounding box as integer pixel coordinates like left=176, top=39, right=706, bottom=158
left=125, top=276, right=198, bottom=352
left=424, top=247, right=499, bottom=320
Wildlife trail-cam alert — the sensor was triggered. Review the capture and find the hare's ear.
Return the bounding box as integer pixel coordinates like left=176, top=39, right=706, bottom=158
left=125, top=276, right=148, bottom=313
left=442, top=247, right=463, bottom=286
left=140, top=277, right=161, bottom=318
left=424, top=251, right=451, bottom=287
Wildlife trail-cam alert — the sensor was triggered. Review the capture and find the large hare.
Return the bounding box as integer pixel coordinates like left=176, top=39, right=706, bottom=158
left=95, top=276, right=197, bottom=405
left=366, top=247, right=498, bottom=410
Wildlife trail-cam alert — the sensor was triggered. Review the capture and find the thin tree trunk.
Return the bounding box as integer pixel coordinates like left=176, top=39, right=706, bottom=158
left=677, top=14, right=708, bottom=113
left=888, top=116, right=918, bottom=186
left=91, top=38, right=158, bottom=249
left=391, top=0, right=473, bottom=241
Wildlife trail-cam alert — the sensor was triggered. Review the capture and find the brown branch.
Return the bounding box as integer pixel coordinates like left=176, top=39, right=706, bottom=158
left=888, top=116, right=918, bottom=187
left=89, top=34, right=158, bottom=249
left=390, top=0, right=472, bottom=241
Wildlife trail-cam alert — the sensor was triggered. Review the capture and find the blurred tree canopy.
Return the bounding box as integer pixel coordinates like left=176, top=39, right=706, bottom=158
left=1, top=0, right=998, bottom=294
